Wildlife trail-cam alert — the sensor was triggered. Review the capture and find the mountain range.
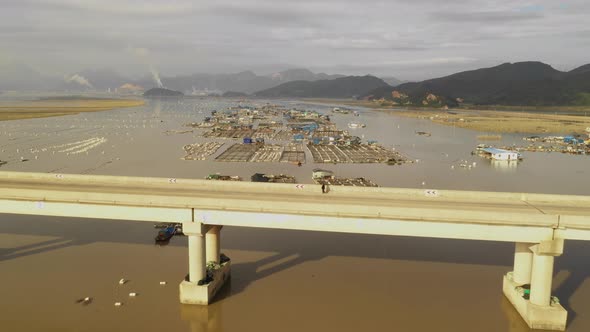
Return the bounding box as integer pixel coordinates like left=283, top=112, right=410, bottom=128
left=3, top=61, right=590, bottom=106
left=0, top=65, right=351, bottom=95
left=366, top=62, right=590, bottom=106
left=253, top=75, right=389, bottom=98
left=143, top=88, right=184, bottom=97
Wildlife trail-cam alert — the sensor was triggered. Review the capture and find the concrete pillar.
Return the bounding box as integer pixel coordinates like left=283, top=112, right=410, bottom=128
left=188, top=234, right=206, bottom=282
left=530, top=252, right=554, bottom=306
left=513, top=242, right=533, bottom=285
left=206, top=226, right=222, bottom=264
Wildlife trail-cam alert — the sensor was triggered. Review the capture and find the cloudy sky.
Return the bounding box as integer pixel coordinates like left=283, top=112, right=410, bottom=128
left=1, top=0, right=589, bottom=80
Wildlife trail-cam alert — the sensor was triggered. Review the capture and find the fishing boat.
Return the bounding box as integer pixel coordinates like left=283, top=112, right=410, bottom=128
left=155, top=225, right=176, bottom=242
left=348, top=122, right=366, bottom=129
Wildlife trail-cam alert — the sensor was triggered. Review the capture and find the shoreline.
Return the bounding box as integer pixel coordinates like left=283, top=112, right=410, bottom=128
left=0, top=98, right=145, bottom=121
left=303, top=98, right=590, bottom=134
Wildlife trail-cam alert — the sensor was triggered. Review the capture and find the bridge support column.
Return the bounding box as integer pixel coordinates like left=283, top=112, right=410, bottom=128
left=206, top=226, right=222, bottom=264
left=530, top=249, right=554, bottom=307
left=503, top=239, right=567, bottom=331
left=180, top=223, right=230, bottom=305
left=188, top=233, right=206, bottom=283
left=513, top=242, right=533, bottom=285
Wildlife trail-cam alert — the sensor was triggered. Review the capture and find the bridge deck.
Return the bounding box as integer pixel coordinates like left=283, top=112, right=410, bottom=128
left=0, top=171, right=589, bottom=242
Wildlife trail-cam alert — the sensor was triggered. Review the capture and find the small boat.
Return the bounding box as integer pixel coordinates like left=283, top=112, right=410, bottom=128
left=348, top=122, right=366, bottom=129
left=155, top=225, right=176, bottom=242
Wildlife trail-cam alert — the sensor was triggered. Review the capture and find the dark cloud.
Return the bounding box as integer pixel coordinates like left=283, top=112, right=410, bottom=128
left=0, top=0, right=588, bottom=80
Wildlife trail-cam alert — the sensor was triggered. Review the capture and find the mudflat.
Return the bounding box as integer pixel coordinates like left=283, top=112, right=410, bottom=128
left=305, top=99, right=590, bottom=134
left=380, top=108, right=590, bottom=134
left=0, top=98, right=145, bottom=121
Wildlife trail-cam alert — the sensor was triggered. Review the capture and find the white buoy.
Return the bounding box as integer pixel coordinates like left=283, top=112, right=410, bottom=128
left=114, top=302, right=122, bottom=307
left=129, top=292, right=137, bottom=297
left=421, top=181, right=426, bottom=186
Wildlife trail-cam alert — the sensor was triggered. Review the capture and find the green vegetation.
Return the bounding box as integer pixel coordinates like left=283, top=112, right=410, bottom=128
left=574, top=93, right=590, bottom=106
left=366, top=61, right=590, bottom=107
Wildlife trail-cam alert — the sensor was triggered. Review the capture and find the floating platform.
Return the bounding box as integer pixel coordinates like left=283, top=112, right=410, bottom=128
left=214, top=144, right=259, bottom=162
left=280, top=144, right=306, bottom=164
left=182, top=142, right=224, bottom=161
left=307, top=144, right=405, bottom=164
left=250, top=145, right=283, bottom=162
left=204, top=128, right=256, bottom=139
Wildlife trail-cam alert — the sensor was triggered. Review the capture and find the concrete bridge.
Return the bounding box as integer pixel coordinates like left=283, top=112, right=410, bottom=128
left=0, top=171, right=589, bottom=330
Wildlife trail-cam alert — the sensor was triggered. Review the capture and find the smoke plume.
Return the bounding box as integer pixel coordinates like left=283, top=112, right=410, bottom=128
left=149, top=65, right=163, bottom=88
left=128, top=46, right=164, bottom=88
left=65, top=74, right=93, bottom=88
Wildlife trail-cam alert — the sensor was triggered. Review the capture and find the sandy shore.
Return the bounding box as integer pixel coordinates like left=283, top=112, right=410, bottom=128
left=304, top=99, right=590, bottom=134
left=382, top=109, right=590, bottom=134
left=0, top=98, right=145, bottom=121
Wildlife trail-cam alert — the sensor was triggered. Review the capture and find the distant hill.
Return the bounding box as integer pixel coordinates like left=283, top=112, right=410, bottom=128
left=253, top=75, right=390, bottom=98
left=143, top=88, right=184, bottom=97
left=0, top=63, right=352, bottom=94
left=568, top=64, right=590, bottom=75
left=381, top=76, right=404, bottom=87
left=269, top=68, right=344, bottom=82
left=137, top=69, right=346, bottom=95
left=365, top=62, right=590, bottom=107
left=222, top=91, right=248, bottom=98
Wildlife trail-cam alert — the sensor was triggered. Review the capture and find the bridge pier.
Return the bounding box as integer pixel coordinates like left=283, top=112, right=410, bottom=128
left=512, top=242, right=533, bottom=284
left=503, top=240, right=567, bottom=331
left=188, top=233, right=206, bottom=283
left=180, top=224, right=230, bottom=305
left=206, top=226, right=221, bottom=264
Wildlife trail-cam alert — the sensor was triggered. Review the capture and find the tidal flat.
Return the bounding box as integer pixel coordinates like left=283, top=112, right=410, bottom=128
left=1, top=97, right=590, bottom=332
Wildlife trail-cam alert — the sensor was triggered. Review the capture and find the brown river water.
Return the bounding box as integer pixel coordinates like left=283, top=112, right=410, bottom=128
left=0, top=98, right=589, bottom=331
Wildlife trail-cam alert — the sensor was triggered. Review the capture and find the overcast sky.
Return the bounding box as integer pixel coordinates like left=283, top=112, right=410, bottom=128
left=1, top=0, right=589, bottom=80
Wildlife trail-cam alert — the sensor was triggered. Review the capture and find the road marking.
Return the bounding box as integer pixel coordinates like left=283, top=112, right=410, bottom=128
left=55, top=174, right=64, bottom=179
left=295, top=184, right=305, bottom=189
left=169, top=178, right=177, bottom=184
left=424, top=190, right=439, bottom=197
left=36, top=201, right=44, bottom=209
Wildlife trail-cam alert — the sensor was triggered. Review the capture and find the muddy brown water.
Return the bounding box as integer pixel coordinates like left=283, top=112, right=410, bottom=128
left=1, top=98, right=589, bottom=331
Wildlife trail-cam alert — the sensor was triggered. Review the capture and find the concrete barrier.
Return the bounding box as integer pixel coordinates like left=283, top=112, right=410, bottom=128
left=1, top=171, right=590, bottom=206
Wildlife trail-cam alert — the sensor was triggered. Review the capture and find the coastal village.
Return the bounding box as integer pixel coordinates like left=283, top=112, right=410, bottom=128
left=182, top=104, right=411, bottom=186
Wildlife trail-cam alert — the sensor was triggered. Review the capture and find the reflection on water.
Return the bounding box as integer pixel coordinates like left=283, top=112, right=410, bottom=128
left=491, top=160, right=519, bottom=172
left=181, top=304, right=224, bottom=332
